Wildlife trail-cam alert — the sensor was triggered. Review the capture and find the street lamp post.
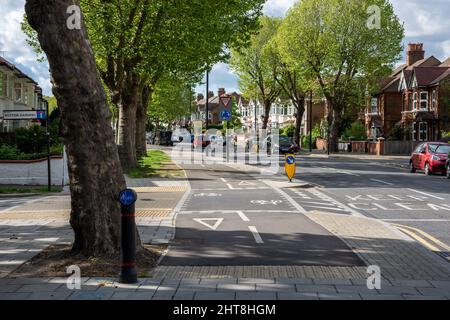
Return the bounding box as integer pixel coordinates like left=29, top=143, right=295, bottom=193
left=45, top=100, right=51, bottom=192
left=309, top=91, right=313, bottom=153
left=205, top=69, right=210, bottom=130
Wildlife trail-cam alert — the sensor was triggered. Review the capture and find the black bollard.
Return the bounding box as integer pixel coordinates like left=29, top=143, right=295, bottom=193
left=118, top=189, right=138, bottom=284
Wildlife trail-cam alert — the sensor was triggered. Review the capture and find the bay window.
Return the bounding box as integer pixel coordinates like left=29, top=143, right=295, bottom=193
left=420, top=92, right=428, bottom=110
left=14, top=82, right=22, bottom=102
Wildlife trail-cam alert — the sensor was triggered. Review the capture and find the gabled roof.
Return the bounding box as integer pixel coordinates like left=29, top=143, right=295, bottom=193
left=411, top=67, right=450, bottom=87
left=406, top=56, right=441, bottom=70
left=0, top=56, right=39, bottom=87
left=430, top=68, right=450, bottom=85
left=440, top=57, right=450, bottom=67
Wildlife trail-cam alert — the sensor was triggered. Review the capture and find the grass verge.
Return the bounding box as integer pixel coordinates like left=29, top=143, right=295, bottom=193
left=0, top=186, right=63, bottom=194
left=126, top=149, right=185, bottom=179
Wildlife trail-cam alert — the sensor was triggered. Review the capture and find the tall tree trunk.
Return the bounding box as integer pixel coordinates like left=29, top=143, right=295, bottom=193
left=262, top=100, right=272, bottom=130
left=293, top=99, right=305, bottom=146
left=25, top=0, right=142, bottom=256
left=117, top=76, right=140, bottom=169
left=135, top=85, right=153, bottom=158
left=328, top=102, right=342, bottom=153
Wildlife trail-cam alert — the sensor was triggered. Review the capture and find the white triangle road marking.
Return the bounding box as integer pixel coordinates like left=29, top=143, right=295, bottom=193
left=239, top=181, right=256, bottom=186
left=193, top=218, right=224, bottom=230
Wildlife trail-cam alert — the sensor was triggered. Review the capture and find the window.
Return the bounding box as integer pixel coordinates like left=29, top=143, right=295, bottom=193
left=0, top=72, right=5, bottom=97
left=419, top=122, right=428, bottom=141
left=431, top=91, right=437, bottom=110
left=413, top=92, right=418, bottom=110
left=408, top=94, right=413, bottom=111
left=24, top=87, right=29, bottom=105
left=371, top=98, right=378, bottom=113
left=14, top=83, right=22, bottom=102
left=420, top=92, right=428, bottom=110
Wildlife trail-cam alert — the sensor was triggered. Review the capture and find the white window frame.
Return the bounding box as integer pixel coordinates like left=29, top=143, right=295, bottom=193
left=14, top=82, right=22, bottom=103
left=413, top=92, right=418, bottom=110
left=419, top=91, right=428, bottom=111
left=371, top=98, right=378, bottom=114
left=419, top=122, right=428, bottom=141
left=24, top=86, right=29, bottom=105
left=412, top=123, right=417, bottom=141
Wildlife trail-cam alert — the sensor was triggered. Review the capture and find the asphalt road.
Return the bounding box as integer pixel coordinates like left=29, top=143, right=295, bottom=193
left=161, top=163, right=364, bottom=267
left=285, top=155, right=450, bottom=257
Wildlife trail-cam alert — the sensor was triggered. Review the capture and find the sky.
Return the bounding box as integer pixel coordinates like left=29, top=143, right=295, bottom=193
left=0, top=0, right=449, bottom=97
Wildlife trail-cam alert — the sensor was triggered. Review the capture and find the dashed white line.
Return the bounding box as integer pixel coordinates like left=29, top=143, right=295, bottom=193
left=236, top=211, right=250, bottom=222
left=370, top=179, right=394, bottom=186
left=248, top=226, right=264, bottom=244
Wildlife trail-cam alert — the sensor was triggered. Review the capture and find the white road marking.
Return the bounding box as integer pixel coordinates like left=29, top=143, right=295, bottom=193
left=273, top=188, right=307, bottom=214
left=248, top=226, right=264, bottom=244
left=305, top=205, right=349, bottom=212
left=239, top=181, right=256, bottom=186
left=302, top=201, right=338, bottom=206
left=382, top=219, right=450, bottom=222
left=307, top=189, right=364, bottom=217
left=408, top=189, right=445, bottom=200
left=370, top=179, right=394, bottom=186
left=193, top=218, right=224, bottom=230
left=338, top=171, right=360, bottom=176
left=236, top=211, right=250, bottom=222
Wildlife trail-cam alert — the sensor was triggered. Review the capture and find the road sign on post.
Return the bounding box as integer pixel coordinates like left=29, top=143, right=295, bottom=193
left=221, top=109, right=231, bottom=121
left=285, top=154, right=296, bottom=182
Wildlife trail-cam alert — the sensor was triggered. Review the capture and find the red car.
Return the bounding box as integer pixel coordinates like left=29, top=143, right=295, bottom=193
left=409, top=142, right=450, bottom=175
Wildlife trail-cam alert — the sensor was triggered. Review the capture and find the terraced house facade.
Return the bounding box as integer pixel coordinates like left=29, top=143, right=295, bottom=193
left=0, top=56, right=46, bottom=132
left=367, top=43, right=450, bottom=142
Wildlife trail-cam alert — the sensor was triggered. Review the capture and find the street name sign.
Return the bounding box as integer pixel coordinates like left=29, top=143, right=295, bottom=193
left=3, top=110, right=40, bottom=120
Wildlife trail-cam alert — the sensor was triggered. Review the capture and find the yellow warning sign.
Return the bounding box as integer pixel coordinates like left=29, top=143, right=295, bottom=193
left=285, top=154, right=296, bottom=182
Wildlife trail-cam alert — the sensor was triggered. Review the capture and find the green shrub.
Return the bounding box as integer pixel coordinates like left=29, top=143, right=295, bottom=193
left=341, top=121, right=367, bottom=141
left=15, top=125, right=47, bottom=154
left=302, top=124, right=322, bottom=150
left=282, top=124, right=295, bottom=138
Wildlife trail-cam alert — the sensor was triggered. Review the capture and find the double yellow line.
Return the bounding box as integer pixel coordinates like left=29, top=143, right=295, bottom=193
left=393, top=223, right=450, bottom=254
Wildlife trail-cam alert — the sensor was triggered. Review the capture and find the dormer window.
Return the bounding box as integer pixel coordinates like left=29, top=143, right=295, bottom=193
left=420, top=91, right=428, bottom=110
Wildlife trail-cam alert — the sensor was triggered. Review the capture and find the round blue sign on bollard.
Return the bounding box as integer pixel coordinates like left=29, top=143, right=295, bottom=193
left=119, top=189, right=137, bottom=206
left=286, top=156, right=295, bottom=165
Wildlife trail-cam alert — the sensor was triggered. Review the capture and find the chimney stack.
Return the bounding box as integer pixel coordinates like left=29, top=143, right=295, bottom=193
left=208, top=91, right=214, bottom=99
left=197, top=93, right=204, bottom=102
left=407, top=43, right=425, bottom=66
left=218, top=88, right=226, bottom=97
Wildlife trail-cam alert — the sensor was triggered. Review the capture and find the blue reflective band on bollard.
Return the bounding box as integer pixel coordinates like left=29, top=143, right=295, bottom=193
left=119, top=189, right=137, bottom=207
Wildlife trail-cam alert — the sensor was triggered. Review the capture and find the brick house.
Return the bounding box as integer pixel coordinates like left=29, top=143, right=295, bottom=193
left=194, top=88, right=234, bottom=126
left=367, top=43, right=450, bottom=141
left=0, top=56, right=46, bottom=132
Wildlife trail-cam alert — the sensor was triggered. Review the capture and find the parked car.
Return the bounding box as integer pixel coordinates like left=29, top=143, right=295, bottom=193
left=409, top=142, right=450, bottom=175
left=245, top=135, right=299, bottom=154
left=446, top=152, right=450, bottom=179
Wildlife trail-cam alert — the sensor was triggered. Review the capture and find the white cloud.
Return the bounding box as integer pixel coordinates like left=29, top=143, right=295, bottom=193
left=0, top=0, right=52, bottom=95
left=1, top=0, right=450, bottom=98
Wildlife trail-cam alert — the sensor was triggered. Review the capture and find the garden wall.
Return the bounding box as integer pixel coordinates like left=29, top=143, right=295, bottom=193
left=0, top=155, right=69, bottom=186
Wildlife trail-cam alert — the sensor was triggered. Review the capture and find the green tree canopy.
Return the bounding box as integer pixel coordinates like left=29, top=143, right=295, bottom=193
left=276, top=0, right=404, bottom=151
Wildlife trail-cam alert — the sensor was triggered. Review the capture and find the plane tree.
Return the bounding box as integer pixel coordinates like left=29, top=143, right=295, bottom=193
left=276, top=0, right=404, bottom=151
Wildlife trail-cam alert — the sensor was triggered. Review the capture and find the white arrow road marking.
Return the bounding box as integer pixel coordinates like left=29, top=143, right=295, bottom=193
left=239, top=181, right=256, bottom=186
left=248, top=226, right=264, bottom=244
left=193, top=218, right=224, bottom=230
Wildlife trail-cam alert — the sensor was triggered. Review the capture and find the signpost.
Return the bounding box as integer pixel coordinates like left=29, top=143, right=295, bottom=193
left=285, top=154, right=296, bottom=182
